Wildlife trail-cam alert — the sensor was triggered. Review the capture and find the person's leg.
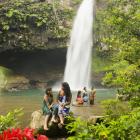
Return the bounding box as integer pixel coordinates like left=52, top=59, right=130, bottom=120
left=93, top=98, right=94, bottom=105
left=51, top=115, right=57, bottom=123
left=59, top=113, right=64, bottom=124
left=44, top=114, right=50, bottom=130
left=90, top=100, right=93, bottom=105
left=51, top=104, right=58, bottom=122
left=57, top=105, right=65, bottom=128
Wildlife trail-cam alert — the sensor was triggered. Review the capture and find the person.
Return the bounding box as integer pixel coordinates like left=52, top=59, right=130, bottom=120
left=89, top=87, right=96, bottom=105
left=42, top=88, right=53, bottom=130
left=50, top=98, right=59, bottom=123
left=58, top=89, right=67, bottom=115
left=57, top=82, right=72, bottom=128
left=82, top=87, right=89, bottom=102
left=76, top=90, right=83, bottom=104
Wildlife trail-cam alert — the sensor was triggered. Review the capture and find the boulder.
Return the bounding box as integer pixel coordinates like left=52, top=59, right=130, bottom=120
left=30, top=110, right=74, bottom=138
left=116, top=94, right=130, bottom=101
left=5, top=75, right=29, bottom=92
left=30, top=110, right=45, bottom=129
left=88, top=115, right=104, bottom=124
left=30, top=111, right=104, bottom=138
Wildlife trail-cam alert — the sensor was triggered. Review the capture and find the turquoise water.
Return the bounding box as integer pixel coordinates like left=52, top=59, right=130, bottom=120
left=0, top=88, right=116, bottom=127
left=95, top=89, right=116, bottom=102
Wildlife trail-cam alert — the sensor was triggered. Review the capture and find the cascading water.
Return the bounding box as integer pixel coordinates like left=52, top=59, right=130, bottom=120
left=64, top=0, right=94, bottom=90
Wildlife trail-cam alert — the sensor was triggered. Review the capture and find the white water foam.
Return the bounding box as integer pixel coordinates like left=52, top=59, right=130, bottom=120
left=64, top=0, right=94, bottom=90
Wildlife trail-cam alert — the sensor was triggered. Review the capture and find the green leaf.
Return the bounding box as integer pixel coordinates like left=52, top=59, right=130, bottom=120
left=3, top=25, right=9, bottom=30
left=6, top=9, right=14, bottom=17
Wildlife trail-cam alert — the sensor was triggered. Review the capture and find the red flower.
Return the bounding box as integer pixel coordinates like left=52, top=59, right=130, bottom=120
left=23, top=128, right=35, bottom=140
left=37, top=135, right=48, bottom=140
left=0, top=128, right=23, bottom=140
left=0, top=128, right=48, bottom=140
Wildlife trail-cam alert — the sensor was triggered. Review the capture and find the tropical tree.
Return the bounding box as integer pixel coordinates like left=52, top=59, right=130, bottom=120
left=96, top=0, right=140, bottom=101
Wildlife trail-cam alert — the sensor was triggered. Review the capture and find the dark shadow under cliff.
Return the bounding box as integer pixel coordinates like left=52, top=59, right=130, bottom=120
left=0, top=48, right=67, bottom=85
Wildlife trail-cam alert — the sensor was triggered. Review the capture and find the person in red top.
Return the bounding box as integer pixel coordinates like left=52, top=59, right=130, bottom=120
left=76, top=90, right=84, bottom=104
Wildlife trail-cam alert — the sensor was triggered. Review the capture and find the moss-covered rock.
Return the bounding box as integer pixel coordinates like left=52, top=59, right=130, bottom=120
left=0, top=66, right=30, bottom=91
left=0, top=66, right=12, bottom=90
left=0, top=0, right=74, bottom=51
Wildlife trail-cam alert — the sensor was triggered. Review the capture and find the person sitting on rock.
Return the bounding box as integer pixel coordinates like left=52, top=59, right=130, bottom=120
left=42, top=87, right=53, bottom=130
left=58, top=89, right=67, bottom=115
left=50, top=98, right=59, bottom=124
left=76, top=90, right=84, bottom=104
left=57, top=82, right=72, bottom=128
left=82, top=87, right=89, bottom=102
left=50, top=91, right=66, bottom=125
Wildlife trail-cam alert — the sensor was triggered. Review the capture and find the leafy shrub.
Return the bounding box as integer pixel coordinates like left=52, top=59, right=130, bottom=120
left=66, top=117, right=93, bottom=140
left=101, top=99, right=131, bottom=120
left=0, top=108, right=23, bottom=133
left=130, top=96, right=140, bottom=109
left=67, top=108, right=140, bottom=140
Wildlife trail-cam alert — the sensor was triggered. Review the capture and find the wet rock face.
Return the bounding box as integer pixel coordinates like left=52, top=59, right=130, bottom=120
left=0, top=48, right=66, bottom=88
left=6, top=83, right=29, bottom=92
left=3, top=75, right=29, bottom=92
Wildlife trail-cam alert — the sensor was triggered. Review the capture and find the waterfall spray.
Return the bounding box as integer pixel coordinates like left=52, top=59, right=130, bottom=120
left=64, top=0, right=94, bottom=90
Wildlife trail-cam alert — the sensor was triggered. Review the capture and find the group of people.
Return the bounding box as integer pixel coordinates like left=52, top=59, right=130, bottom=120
left=76, top=87, right=96, bottom=105
left=42, top=83, right=96, bottom=130
left=42, top=82, right=72, bottom=130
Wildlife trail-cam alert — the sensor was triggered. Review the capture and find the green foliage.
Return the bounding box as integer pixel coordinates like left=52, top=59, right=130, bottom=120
left=66, top=117, right=94, bottom=140
left=92, top=49, right=113, bottom=73
left=0, top=66, right=12, bottom=90
left=130, top=96, right=140, bottom=109
left=67, top=107, right=140, bottom=140
left=103, top=61, right=140, bottom=94
left=94, top=108, right=140, bottom=140
left=0, top=0, right=74, bottom=49
left=96, top=0, right=140, bottom=101
left=71, top=0, right=82, bottom=6
left=0, top=108, right=23, bottom=133
left=101, top=99, right=131, bottom=120
left=66, top=100, right=139, bottom=139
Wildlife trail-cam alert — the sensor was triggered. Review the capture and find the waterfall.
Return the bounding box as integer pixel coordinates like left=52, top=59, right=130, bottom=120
left=64, top=0, right=94, bottom=90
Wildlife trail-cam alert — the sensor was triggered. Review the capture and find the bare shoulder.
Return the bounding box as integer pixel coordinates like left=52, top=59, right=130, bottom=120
left=44, top=95, right=48, bottom=101
left=59, top=89, right=64, bottom=95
